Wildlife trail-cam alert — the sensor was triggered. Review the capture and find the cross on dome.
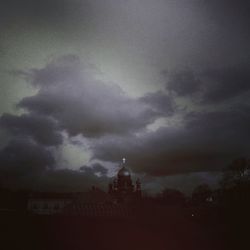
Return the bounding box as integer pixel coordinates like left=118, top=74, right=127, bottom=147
left=122, top=158, right=126, bottom=164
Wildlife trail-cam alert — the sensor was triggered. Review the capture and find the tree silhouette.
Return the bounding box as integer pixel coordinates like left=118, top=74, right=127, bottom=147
left=158, top=188, right=186, bottom=206
left=192, top=184, right=212, bottom=204
left=221, top=157, right=250, bottom=189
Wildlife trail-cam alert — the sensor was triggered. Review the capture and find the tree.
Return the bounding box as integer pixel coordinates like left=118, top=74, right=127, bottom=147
left=218, top=157, right=250, bottom=213
left=192, top=184, right=212, bottom=204
left=158, top=188, right=186, bottom=206
left=221, top=158, right=250, bottom=189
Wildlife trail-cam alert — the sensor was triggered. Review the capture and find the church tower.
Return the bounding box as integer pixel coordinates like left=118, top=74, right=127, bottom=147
left=117, top=158, right=134, bottom=194
left=108, top=158, right=141, bottom=202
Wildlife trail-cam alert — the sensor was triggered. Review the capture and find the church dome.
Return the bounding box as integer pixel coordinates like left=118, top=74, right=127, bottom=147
left=118, top=167, right=130, bottom=177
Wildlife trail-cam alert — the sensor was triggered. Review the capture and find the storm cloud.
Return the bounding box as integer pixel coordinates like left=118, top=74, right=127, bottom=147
left=0, top=138, right=55, bottom=176
left=140, top=91, right=175, bottom=116
left=164, top=64, right=250, bottom=105
left=92, top=105, right=250, bottom=176
left=201, top=65, right=250, bottom=104
left=18, top=55, right=165, bottom=138
left=0, top=137, right=110, bottom=191
left=1, top=0, right=250, bottom=192
left=0, top=113, right=62, bottom=146
left=80, top=163, right=108, bottom=177
left=166, top=70, right=201, bottom=97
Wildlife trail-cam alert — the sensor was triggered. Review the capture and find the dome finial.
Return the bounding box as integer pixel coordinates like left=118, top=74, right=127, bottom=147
left=122, top=157, right=126, bottom=164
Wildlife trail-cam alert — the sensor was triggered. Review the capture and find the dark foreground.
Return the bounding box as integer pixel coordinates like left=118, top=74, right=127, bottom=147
left=2, top=207, right=241, bottom=250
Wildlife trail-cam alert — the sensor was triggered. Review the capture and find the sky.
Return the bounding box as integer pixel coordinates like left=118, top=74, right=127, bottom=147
left=0, top=0, right=250, bottom=194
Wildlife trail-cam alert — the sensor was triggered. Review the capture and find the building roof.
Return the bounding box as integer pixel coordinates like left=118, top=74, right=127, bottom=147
left=28, top=192, right=75, bottom=200
left=118, top=166, right=130, bottom=177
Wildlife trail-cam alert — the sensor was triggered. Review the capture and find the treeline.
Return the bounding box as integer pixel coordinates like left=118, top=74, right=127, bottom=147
left=152, top=157, right=250, bottom=206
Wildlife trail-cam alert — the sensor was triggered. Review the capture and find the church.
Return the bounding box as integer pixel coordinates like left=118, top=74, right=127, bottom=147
left=108, top=158, right=142, bottom=203
left=27, top=158, right=142, bottom=217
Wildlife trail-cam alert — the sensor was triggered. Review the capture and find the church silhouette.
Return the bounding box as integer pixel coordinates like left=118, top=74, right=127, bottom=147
left=108, top=158, right=142, bottom=203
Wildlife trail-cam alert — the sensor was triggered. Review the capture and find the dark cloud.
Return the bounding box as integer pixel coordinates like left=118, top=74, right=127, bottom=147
left=18, top=55, right=162, bottom=138
left=165, top=70, right=201, bottom=97
left=205, top=1, right=250, bottom=30
left=80, top=163, right=108, bottom=176
left=164, top=65, right=250, bottom=104
left=92, top=105, right=250, bottom=176
left=1, top=165, right=110, bottom=192
left=25, top=55, right=91, bottom=87
left=0, top=113, right=63, bottom=146
left=0, top=0, right=87, bottom=27
left=0, top=54, right=178, bottom=191
left=140, top=91, right=175, bottom=116
left=201, top=65, right=250, bottom=104
left=185, top=106, right=250, bottom=135
left=30, top=167, right=110, bottom=192
left=0, top=137, right=110, bottom=191
left=92, top=130, right=232, bottom=176
left=0, top=138, right=55, bottom=177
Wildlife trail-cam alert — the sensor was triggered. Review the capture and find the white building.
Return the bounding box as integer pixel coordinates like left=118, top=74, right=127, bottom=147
left=27, top=193, right=73, bottom=215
